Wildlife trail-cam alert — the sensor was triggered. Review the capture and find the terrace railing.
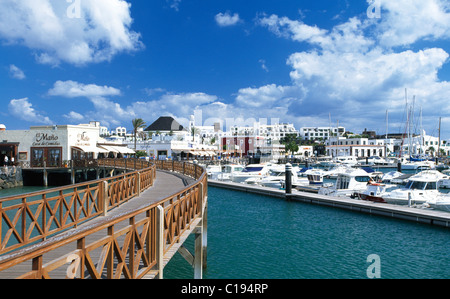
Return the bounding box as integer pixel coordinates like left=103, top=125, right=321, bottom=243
left=0, top=160, right=207, bottom=279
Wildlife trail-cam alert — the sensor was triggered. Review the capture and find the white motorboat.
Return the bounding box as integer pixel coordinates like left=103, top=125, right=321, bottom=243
left=206, top=164, right=222, bottom=180
left=296, top=168, right=326, bottom=186
left=258, top=168, right=291, bottom=188
left=426, top=193, right=450, bottom=212
left=355, top=182, right=398, bottom=203
left=400, top=160, right=435, bottom=170
left=323, top=164, right=353, bottom=178
left=382, top=170, right=444, bottom=205
left=380, top=171, right=404, bottom=184
left=358, top=156, right=387, bottom=166
left=231, top=164, right=270, bottom=184
left=216, top=164, right=244, bottom=181
left=318, top=168, right=372, bottom=197
left=436, top=170, right=450, bottom=189
left=249, top=164, right=301, bottom=187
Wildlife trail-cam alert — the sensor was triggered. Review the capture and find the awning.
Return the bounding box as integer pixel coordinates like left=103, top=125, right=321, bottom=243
left=72, top=146, right=109, bottom=154
left=98, top=145, right=135, bottom=154
left=98, top=145, right=119, bottom=153
left=113, top=146, right=135, bottom=154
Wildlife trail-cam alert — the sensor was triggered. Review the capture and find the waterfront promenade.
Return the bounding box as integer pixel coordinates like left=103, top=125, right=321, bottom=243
left=0, top=160, right=208, bottom=279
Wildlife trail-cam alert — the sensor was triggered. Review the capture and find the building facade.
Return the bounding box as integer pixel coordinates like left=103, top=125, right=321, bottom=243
left=0, top=123, right=133, bottom=167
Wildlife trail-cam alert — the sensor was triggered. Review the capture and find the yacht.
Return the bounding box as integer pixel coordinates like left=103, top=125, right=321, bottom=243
left=258, top=167, right=297, bottom=188
left=400, top=158, right=435, bottom=170
left=323, top=164, right=353, bottom=179
left=318, top=168, right=372, bottom=197
left=382, top=170, right=444, bottom=205
left=426, top=193, right=450, bottom=212
left=380, top=171, right=404, bottom=184
left=231, top=164, right=270, bottom=184
left=358, top=156, right=387, bottom=166
left=216, top=164, right=244, bottom=181
left=335, top=156, right=358, bottom=166
left=249, top=164, right=300, bottom=186
left=206, top=164, right=222, bottom=180
left=355, top=182, right=398, bottom=203
left=436, top=170, right=450, bottom=189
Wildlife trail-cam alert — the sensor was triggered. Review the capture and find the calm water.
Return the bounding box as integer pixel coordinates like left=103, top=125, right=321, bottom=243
left=164, top=186, right=450, bottom=279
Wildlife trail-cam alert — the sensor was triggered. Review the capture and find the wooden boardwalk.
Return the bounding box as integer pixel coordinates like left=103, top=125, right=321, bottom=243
left=0, top=168, right=206, bottom=279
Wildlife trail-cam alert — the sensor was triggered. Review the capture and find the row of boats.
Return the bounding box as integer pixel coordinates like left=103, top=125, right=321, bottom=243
left=205, top=162, right=450, bottom=213
left=313, top=155, right=440, bottom=170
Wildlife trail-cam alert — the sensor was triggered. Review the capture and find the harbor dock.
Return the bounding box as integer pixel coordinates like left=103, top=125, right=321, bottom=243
left=208, top=179, right=450, bottom=228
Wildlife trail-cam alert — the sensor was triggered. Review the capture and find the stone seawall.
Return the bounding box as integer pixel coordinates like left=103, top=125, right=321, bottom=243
left=0, top=167, right=23, bottom=190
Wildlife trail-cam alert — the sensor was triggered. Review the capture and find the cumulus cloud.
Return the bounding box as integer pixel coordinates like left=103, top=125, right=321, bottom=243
left=8, top=98, right=53, bottom=125
left=48, top=80, right=122, bottom=98
left=0, top=0, right=143, bottom=66
left=9, top=65, right=26, bottom=80
left=215, top=12, right=241, bottom=27
left=376, top=0, right=450, bottom=47
left=63, top=111, right=84, bottom=122
left=253, top=1, right=450, bottom=134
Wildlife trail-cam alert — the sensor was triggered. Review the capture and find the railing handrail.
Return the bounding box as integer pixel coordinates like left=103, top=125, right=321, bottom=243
left=0, top=160, right=207, bottom=279
left=0, top=158, right=155, bottom=255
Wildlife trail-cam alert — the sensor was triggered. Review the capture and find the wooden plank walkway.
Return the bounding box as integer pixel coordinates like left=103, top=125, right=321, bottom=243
left=0, top=170, right=197, bottom=279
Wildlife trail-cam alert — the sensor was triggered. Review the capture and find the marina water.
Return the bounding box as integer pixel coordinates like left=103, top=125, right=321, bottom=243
left=164, top=186, right=450, bottom=279
left=1, top=172, right=449, bottom=279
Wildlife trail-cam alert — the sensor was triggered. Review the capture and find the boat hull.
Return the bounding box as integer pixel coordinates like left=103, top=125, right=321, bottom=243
left=357, top=193, right=386, bottom=203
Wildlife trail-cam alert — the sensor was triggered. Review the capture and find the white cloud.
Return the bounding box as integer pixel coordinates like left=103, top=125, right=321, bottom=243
left=8, top=98, right=53, bottom=125
left=235, top=84, right=302, bottom=108
left=259, top=59, right=269, bottom=72
left=215, top=12, right=241, bottom=27
left=0, top=0, right=143, bottom=66
left=63, top=111, right=84, bottom=122
left=376, top=0, right=450, bottom=47
left=48, top=80, right=121, bottom=98
left=9, top=64, right=25, bottom=80
left=167, top=0, right=182, bottom=11
left=254, top=4, right=450, bottom=135
left=258, top=14, right=328, bottom=44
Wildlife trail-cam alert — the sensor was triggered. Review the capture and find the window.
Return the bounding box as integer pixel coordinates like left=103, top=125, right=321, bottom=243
left=355, top=176, right=371, bottom=183
left=31, top=147, right=62, bottom=167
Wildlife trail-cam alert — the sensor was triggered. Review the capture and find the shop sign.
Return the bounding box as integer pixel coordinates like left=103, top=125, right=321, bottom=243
left=75, top=131, right=91, bottom=146
left=32, top=133, right=61, bottom=146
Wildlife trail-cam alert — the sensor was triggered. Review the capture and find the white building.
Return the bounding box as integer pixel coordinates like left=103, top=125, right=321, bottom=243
left=325, top=136, right=386, bottom=158
left=229, top=122, right=299, bottom=140
left=0, top=123, right=134, bottom=167
left=300, top=126, right=345, bottom=141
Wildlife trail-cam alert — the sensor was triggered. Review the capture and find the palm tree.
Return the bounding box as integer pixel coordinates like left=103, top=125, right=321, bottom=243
left=191, top=126, right=199, bottom=142
left=132, top=118, right=146, bottom=151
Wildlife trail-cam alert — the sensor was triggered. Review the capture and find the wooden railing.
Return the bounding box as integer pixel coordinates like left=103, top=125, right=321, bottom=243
left=20, top=158, right=154, bottom=170
left=0, top=159, right=155, bottom=256
left=0, top=160, right=207, bottom=279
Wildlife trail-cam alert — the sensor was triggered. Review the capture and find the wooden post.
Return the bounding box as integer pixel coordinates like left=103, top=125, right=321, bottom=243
left=102, top=181, right=109, bottom=216
left=43, top=162, right=48, bottom=187
left=71, top=161, right=75, bottom=184
left=136, top=172, right=141, bottom=196
left=194, top=227, right=203, bottom=279
left=285, top=163, right=292, bottom=200
left=156, top=205, right=164, bottom=279
left=202, top=200, right=208, bottom=270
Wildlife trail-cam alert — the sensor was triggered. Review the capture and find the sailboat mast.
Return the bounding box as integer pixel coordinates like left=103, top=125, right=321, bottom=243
left=438, top=117, right=441, bottom=158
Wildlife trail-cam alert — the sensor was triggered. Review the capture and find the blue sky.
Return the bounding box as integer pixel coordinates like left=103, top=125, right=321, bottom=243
left=1, top=0, right=450, bottom=139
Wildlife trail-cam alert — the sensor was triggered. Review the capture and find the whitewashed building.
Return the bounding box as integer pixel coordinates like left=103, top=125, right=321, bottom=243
left=0, top=122, right=134, bottom=167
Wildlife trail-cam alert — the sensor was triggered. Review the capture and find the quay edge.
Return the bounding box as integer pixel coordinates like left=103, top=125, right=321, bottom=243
left=208, top=180, right=450, bottom=229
